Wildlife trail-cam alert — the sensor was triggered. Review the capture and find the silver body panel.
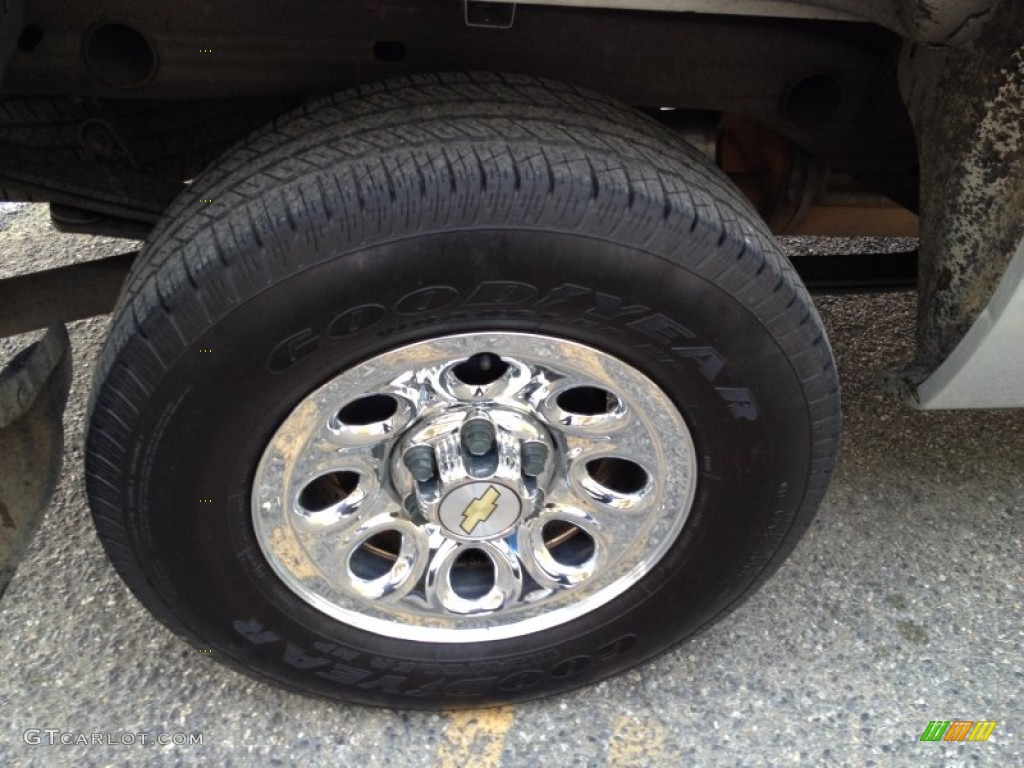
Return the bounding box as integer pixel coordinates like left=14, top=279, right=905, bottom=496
left=914, top=236, right=1024, bottom=409
left=494, top=0, right=998, bottom=43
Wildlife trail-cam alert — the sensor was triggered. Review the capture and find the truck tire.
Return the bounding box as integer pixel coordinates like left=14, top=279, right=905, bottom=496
left=85, top=73, right=840, bottom=708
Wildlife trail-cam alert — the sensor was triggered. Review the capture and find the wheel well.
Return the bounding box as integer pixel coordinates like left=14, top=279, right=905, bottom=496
left=0, top=3, right=917, bottom=230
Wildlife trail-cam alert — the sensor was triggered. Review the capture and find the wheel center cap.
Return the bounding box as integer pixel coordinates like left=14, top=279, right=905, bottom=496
left=439, top=482, right=522, bottom=540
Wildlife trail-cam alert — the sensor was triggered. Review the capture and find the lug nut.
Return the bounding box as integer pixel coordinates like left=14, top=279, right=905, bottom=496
left=403, top=445, right=436, bottom=482
left=403, top=494, right=424, bottom=520
left=521, top=442, right=549, bottom=476
left=461, top=418, right=495, bottom=457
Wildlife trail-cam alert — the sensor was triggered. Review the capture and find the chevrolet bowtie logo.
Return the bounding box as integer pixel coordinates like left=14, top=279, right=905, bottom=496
left=460, top=485, right=501, bottom=534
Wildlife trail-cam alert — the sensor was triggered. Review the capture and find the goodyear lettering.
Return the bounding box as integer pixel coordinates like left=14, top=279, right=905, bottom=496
left=368, top=657, right=418, bottom=673
left=356, top=674, right=407, bottom=694
left=267, top=328, right=319, bottom=372
left=587, top=290, right=649, bottom=320
left=533, top=283, right=647, bottom=320
left=465, top=281, right=537, bottom=306
left=311, top=639, right=360, bottom=661
left=498, top=670, right=545, bottom=692
left=627, top=312, right=696, bottom=345
left=596, top=634, right=638, bottom=661
left=550, top=655, right=592, bottom=678
left=235, top=618, right=639, bottom=699
left=532, top=282, right=590, bottom=308
left=674, top=346, right=726, bottom=382
left=405, top=678, right=448, bottom=698
left=315, top=663, right=372, bottom=685
left=283, top=642, right=331, bottom=669
left=715, top=387, right=759, bottom=420
left=263, top=283, right=757, bottom=420
left=232, top=618, right=281, bottom=645
left=327, top=303, right=386, bottom=337
left=394, top=285, right=459, bottom=314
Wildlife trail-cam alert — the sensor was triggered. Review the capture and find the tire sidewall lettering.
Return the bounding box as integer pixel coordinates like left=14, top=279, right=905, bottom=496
left=239, top=615, right=640, bottom=699
left=394, top=285, right=460, bottom=314
left=327, top=303, right=387, bottom=338
left=267, top=279, right=758, bottom=420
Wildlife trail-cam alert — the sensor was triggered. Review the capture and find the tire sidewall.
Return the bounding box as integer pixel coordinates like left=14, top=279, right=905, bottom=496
left=118, top=229, right=813, bottom=706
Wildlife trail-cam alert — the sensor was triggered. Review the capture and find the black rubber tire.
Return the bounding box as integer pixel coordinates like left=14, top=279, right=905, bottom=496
left=85, top=73, right=840, bottom=709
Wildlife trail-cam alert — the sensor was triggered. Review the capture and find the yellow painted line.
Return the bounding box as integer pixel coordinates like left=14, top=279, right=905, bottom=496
left=433, top=706, right=516, bottom=768
left=607, top=714, right=667, bottom=768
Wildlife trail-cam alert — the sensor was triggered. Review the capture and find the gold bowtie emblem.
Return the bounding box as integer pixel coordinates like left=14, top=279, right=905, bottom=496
left=460, top=486, right=501, bottom=534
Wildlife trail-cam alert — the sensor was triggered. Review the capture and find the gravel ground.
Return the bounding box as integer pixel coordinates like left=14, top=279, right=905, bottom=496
left=0, top=205, right=1020, bottom=767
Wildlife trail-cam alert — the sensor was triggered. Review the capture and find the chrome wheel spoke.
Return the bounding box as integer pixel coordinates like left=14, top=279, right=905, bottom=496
left=425, top=539, right=523, bottom=615
left=535, top=375, right=632, bottom=437
left=333, top=514, right=430, bottom=601
left=540, top=483, right=645, bottom=555
left=435, top=352, right=533, bottom=403
left=518, top=505, right=605, bottom=590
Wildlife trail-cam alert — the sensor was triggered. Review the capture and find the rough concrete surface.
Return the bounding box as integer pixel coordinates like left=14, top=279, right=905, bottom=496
left=0, top=205, right=1020, bottom=767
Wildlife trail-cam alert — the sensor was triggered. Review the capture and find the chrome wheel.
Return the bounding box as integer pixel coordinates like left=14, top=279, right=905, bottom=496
left=252, top=333, right=698, bottom=642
